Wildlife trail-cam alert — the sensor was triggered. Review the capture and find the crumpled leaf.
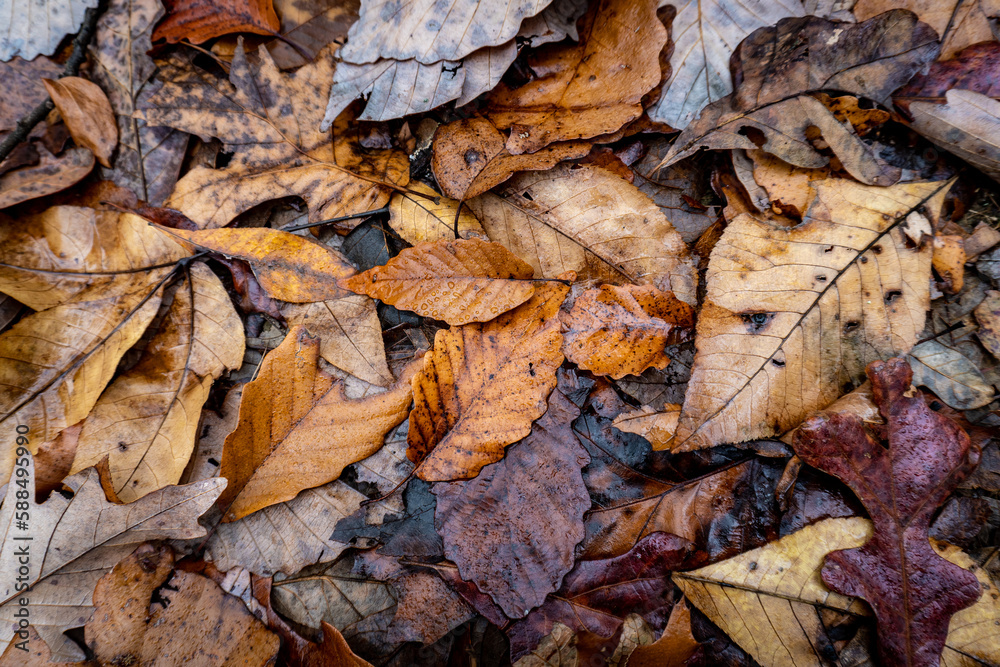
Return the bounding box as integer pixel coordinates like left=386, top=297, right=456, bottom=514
left=156, top=225, right=356, bottom=303
left=152, top=0, right=280, bottom=43
left=561, top=284, right=694, bottom=379
left=468, top=164, right=697, bottom=304
left=0, top=146, right=94, bottom=209
left=68, top=263, right=244, bottom=502
left=661, top=12, right=940, bottom=171
left=341, top=238, right=537, bottom=325
left=792, top=357, right=983, bottom=667
left=854, top=0, right=996, bottom=60
left=42, top=77, right=117, bottom=168
left=431, top=117, right=591, bottom=201
left=387, top=181, right=486, bottom=244
left=0, top=0, right=97, bottom=60
left=432, top=386, right=590, bottom=618
left=137, top=43, right=408, bottom=228
left=648, top=0, right=805, bottom=130
left=0, top=455, right=224, bottom=659
left=674, top=178, right=944, bottom=452
left=907, top=339, right=995, bottom=410
left=486, top=0, right=666, bottom=154
left=218, top=326, right=416, bottom=521
left=408, top=281, right=568, bottom=481
left=910, top=89, right=1000, bottom=183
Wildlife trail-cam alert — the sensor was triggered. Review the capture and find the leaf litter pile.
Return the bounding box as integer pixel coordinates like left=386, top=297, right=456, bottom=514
left=3, top=0, right=1000, bottom=665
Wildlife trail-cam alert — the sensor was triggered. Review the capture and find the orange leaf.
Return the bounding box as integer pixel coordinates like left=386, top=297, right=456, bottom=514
left=153, top=0, right=280, bottom=44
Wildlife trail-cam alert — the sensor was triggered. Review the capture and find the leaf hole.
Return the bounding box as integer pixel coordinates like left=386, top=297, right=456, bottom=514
left=737, top=126, right=767, bottom=147
left=884, top=290, right=902, bottom=303
left=844, top=320, right=860, bottom=333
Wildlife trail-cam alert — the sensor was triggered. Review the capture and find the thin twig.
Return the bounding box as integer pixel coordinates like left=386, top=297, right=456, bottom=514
left=280, top=206, right=390, bottom=232
left=0, top=1, right=106, bottom=163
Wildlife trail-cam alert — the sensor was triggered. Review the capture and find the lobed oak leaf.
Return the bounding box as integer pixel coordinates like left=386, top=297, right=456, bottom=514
left=486, top=0, right=666, bottom=154
left=218, top=325, right=417, bottom=521
left=152, top=0, right=279, bottom=44
left=674, top=178, right=946, bottom=452
left=468, top=164, right=697, bottom=304
left=137, top=43, right=408, bottom=228
left=386, top=181, right=487, bottom=245
left=432, top=387, right=591, bottom=618
left=340, top=238, right=537, bottom=326
left=155, top=225, right=356, bottom=303
left=42, top=77, right=118, bottom=168
left=792, top=357, right=983, bottom=667
left=561, top=284, right=695, bottom=379
left=408, top=281, right=569, bottom=482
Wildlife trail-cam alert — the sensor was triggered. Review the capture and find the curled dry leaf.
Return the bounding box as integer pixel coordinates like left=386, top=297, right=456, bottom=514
left=42, top=77, right=118, bottom=168
left=793, top=357, right=982, bottom=667
left=156, top=225, right=356, bottom=303
left=409, top=281, right=569, bottom=481
left=910, top=89, right=1000, bottom=183
left=662, top=12, right=940, bottom=171
left=341, top=238, right=537, bottom=325
left=152, top=0, right=280, bottom=43
left=432, top=387, right=590, bottom=618
left=431, top=117, right=590, bottom=201
left=468, top=164, right=697, bottom=304
left=0, top=146, right=94, bottom=209
left=674, top=178, right=945, bottom=452
left=561, top=284, right=695, bottom=379
left=68, top=264, right=245, bottom=502
left=218, top=326, right=417, bottom=521
left=487, top=0, right=665, bottom=154
left=387, top=180, right=486, bottom=245
left=137, top=44, right=408, bottom=228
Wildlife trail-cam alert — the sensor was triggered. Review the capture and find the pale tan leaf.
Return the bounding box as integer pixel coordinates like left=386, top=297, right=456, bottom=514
left=907, top=340, right=995, bottom=410
left=69, top=264, right=244, bottom=501
left=910, top=89, right=1000, bottom=183
left=675, top=179, right=944, bottom=451
left=42, top=77, right=118, bottom=168
left=341, top=238, right=536, bottom=325
left=0, top=146, right=94, bottom=209
left=387, top=181, right=486, bottom=245
left=612, top=404, right=681, bottom=451
left=0, top=0, right=98, bottom=60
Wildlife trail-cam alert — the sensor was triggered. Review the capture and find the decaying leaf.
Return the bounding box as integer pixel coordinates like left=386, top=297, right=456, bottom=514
left=218, top=326, right=416, bottom=520
left=0, top=146, right=95, bottom=209
left=341, top=238, right=537, bottom=325
left=674, top=178, right=945, bottom=452
left=487, top=0, right=666, bottom=154
left=262, top=0, right=359, bottom=69
left=0, top=0, right=97, bottom=60
left=432, top=387, right=590, bottom=618
left=153, top=0, right=280, bottom=43
left=611, top=404, right=681, bottom=451
left=975, top=289, right=1000, bottom=359
left=854, top=0, right=996, bottom=60
left=387, top=180, right=486, bottom=245
left=68, top=263, right=244, bottom=502
left=626, top=599, right=699, bottom=667
left=561, top=284, right=694, bottom=379
left=793, top=357, right=983, bottom=667
left=42, top=77, right=117, bottom=168
left=0, top=56, right=62, bottom=129
left=431, top=117, right=590, bottom=201
left=468, top=164, right=696, bottom=304
left=894, top=41, right=1000, bottom=111
left=408, top=281, right=568, bottom=481
left=910, top=89, right=1000, bottom=183
left=514, top=623, right=576, bottom=667
left=138, top=44, right=408, bottom=228
left=908, top=340, right=995, bottom=410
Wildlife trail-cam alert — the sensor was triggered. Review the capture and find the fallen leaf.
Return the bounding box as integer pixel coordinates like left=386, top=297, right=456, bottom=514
left=387, top=180, right=486, bottom=244
left=514, top=623, right=576, bottom=667
left=662, top=12, right=940, bottom=171
left=156, top=225, right=356, bottom=303
left=0, top=56, right=62, bottom=130
left=675, top=179, right=945, bottom=452
left=137, top=43, right=408, bottom=228
left=282, top=294, right=393, bottom=386
left=910, top=89, right=1000, bottom=183
left=648, top=0, right=805, bottom=130
left=561, top=284, right=694, bottom=379
left=432, top=387, right=590, bottom=618
left=42, top=77, right=118, bottom=168
left=0, top=455, right=224, bottom=658
left=792, top=357, right=983, bottom=667
left=626, top=599, right=699, bottom=667
left=907, top=340, right=995, bottom=410
left=341, top=238, right=537, bottom=325
left=975, top=289, right=1000, bottom=359
left=332, top=477, right=443, bottom=560
left=68, top=263, right=244, bottom=502
left=486, top=0, right=665, bottom=154
left=611, top=404, right=681, bottom=451
left=431, top=117, right=591, bottom=201
left=933, top=234, right=967, bottom=293
left=0, top=146, right=94, bottom=209
left=218, top=326, right=416, bottom=520
left=153, top=0, right=280, bottom=43
left=894, top=41, right=1000, bottom=112
left=263, top=0, right=359, bottom=69
left=0, top=0, right=97, bottom=60
left=855, top=0, right=996, bottom=60
left=468, top=164, right=697, bottom=304
left=408, top=281, right=568, bottom=481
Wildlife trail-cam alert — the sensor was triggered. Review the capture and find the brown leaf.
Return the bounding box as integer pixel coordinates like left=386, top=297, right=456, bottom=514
left=894, top=41, right=1000, bottom=112
left=0, top=146, right=94, bottom=209
left=218, top=326, right=416, bottom=520
left=514, top=623, right=577, bottom=667
left=387, top=181, right=486, bottom=245
left=487, top=0, right=666, bottom=154
left=341, top=238, right=537, bottom=325
left=263, top=0, right=359, bottom=69
left=156, top=226, right=356, bottom=303
left=855, top=0, right=995, bottom=60
left=0, top=56, right=62, bottom=131
left=468, top=164, right=697, bottom=304
left=933, top=234, right=967, bottom=293
left=611, top=404, right=681, bottom=451
left=975, top=289, right=1000, bottom=359
left=432, top=387, right=590, bottom=618
left=561, top=284, right=694, bottom=379
left=793, top=357, right=983, bottom=667
left=408, top=281, right=568, bottom=481
left=906, top=340, right=995, bottom=410
left=42, top=77, right=118, bottom=168
left=153, top=0, right=279, bottom=43
left=626, top=599, right=699, bottom=667
left=431, top=117, right=590, bottom=201
left=674, top=178, right=946, bottom=452
left=137, top=44, right=408, bottom=228
left=910, top=89, right=1000, bottom=183
left=0, top=626, right=89, bottom=666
